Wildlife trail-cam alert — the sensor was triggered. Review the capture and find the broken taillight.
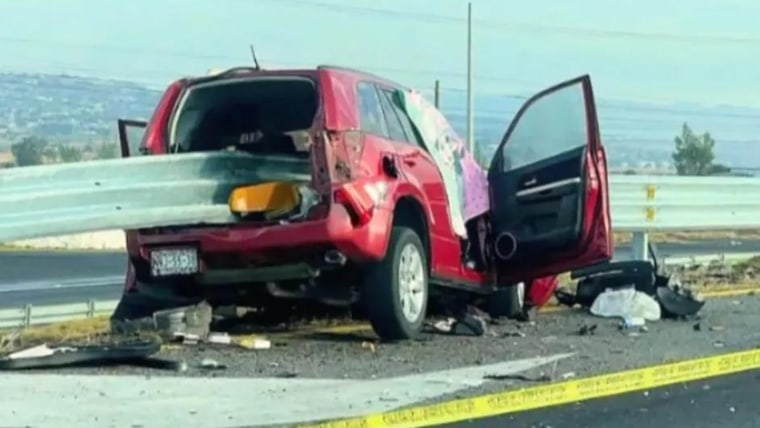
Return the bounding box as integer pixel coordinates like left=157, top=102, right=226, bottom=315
left=334, top=179, right=389, bottom=226
left=139, top=80, right=184, bottom=154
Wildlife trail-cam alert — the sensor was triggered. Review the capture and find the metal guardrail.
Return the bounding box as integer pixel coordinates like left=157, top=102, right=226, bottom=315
left=0, top=151, right=311, bottom=242
left=610, top=175, right=760, bottom=231
left=609, top=175, right=760, bottom=260
left=0, top=299, right=119, bottom=329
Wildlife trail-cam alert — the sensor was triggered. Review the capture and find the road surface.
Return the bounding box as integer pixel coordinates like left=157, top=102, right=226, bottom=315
left=451, top=369, right=760, bottom=428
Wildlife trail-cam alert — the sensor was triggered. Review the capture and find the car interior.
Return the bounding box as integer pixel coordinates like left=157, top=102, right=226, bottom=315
left=171, top=78, right=318, bottom=158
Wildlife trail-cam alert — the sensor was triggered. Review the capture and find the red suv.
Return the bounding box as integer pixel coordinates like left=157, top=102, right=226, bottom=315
left=113, top=66, right=613, bottom=340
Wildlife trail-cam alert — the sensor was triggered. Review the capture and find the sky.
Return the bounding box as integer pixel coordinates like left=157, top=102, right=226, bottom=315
left=0, top=0, right=759, bottom=107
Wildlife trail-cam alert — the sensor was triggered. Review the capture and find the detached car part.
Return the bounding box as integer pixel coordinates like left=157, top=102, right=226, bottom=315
left=0, top=338, right=170, bottom=370
left=559, top=243, right=669, bottom=307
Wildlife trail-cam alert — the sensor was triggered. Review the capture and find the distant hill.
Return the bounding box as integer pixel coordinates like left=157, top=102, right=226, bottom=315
left=0, top=72, right=758, bottom=169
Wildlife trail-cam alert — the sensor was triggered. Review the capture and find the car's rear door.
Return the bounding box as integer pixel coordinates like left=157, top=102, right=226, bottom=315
left=117, top=119, right=147, bottom=157
left=488, top=75, right=612, bottom=282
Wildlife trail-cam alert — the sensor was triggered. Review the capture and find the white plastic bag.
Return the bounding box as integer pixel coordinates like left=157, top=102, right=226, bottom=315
left=590, top=287, right=661, bottom=321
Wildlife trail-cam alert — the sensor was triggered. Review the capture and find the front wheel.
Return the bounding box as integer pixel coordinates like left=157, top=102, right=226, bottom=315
left=363, top=226, right=429, bottom=341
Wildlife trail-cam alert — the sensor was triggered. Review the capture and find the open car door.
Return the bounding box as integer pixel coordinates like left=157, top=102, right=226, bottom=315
left=488, top=75, right=612, bottom=282
left=117, top=119, right=148, bottom=157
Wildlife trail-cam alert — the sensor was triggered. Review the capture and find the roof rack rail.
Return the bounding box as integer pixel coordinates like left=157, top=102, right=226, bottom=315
left=317, top=64, right=410, bottom=91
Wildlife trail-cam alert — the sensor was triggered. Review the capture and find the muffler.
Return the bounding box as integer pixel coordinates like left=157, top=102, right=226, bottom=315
left=494, top=232, right=518, bottom=261
left=324, top=250, right=347, bottom=266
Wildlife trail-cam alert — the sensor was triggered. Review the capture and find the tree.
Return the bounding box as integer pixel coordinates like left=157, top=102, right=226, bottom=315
left=11, top=136, right=48, bottom=167
left=672, top=123, right=717, bottom=176
left=57, top=144, right=83, bottom=163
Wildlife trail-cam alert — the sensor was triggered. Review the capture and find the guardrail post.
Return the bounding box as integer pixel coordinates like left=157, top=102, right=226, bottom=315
left=87, top=299, right=95, bottom=318
left=631, top=231, right=649, bottom=261
left=23, top=304, right=32, bottom=328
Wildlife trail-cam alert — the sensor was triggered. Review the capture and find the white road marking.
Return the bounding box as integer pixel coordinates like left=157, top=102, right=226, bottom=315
left=0, top=353, right=572, bottom=428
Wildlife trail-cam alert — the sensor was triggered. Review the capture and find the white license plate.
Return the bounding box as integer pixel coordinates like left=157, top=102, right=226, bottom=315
left=150, top=248, right=199, bottom=277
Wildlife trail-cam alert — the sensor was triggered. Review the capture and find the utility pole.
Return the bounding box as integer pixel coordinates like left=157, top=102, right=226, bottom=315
left=434, top=80, right=441, bottom=108
left=466, top=2, right=474, bottom=153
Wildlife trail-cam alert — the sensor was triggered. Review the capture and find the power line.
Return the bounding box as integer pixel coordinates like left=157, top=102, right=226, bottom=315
left=0, top=35, right=542, bottom=88
left=264, top=0, right=760, bottom=46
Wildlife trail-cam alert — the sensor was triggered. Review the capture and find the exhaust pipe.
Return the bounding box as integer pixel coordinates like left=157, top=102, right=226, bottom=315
left=324, top=250, right=347, bottom=266
left=494, top=232, right=518, bottom=261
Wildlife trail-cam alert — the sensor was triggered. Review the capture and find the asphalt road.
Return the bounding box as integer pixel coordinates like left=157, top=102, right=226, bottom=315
left=0, top=238, right=759, bottom=309
left=0, top=250, right=124, bottom=309
left=10, top=293, right=760, bottom=427
left=450, top=369, right=760, bottom=428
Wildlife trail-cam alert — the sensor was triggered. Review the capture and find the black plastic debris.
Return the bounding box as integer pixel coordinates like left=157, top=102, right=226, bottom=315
left=577, top=324, right=598, bottom=336
left=451, top=313, right=487, bottom=336
left=657, top=285, right=706, bottom=318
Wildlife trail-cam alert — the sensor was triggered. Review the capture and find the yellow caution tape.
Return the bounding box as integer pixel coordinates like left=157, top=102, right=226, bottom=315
left=297, top=348, right=760, bottom=428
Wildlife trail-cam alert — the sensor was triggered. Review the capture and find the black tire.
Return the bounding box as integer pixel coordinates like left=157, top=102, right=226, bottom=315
left=363, top=226, right=429, bottom=341
left=487, top=281, right=525, bottom=319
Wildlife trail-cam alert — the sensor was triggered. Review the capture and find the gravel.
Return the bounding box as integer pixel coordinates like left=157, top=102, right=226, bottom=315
left=33, top=294, right=760, bottom=386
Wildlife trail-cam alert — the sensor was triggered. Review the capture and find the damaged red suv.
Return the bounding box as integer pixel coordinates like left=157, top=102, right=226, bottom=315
left=113, top=65, right=613, bottom=340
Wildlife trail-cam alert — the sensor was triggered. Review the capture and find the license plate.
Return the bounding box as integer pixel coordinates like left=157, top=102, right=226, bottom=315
left=150, top=248, right=199, bottom=277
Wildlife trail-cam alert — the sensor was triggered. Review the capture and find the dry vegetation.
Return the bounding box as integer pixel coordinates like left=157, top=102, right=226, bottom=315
left=613, top=230, right=760, bottom=245
left=0, top=316, right=111, bottom=355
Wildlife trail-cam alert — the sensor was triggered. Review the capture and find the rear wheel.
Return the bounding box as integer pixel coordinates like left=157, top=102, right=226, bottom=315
left=487, top=281, right=525, bottom=319
left=363, top=226, right=429, bottom=340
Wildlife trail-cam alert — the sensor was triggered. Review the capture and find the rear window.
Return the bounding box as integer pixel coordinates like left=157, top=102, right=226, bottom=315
left=170, top=77, right=318, bottom=157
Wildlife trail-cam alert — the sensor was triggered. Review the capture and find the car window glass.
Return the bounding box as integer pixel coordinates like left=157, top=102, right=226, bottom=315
left=357, top=82, right=388, bottom=137
left=381, top=89, right=427, bottom=149
left=376, top=86, right=409, bottom=142
left=501, top=82, right=588, bottom=171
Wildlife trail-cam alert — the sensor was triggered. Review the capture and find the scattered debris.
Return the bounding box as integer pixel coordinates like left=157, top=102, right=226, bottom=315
left=561, top=371, right=577, bottom=380
left=710, top=325, right=725, bottom=332
left=429, top=310, right=488, bottom=337
left=0, top=337, right=177, bottom=371
left=577, top=324, right=598, bottom=336
left=173, top=332, right=201, bottom=346
left=431, top=318, right=455, bottom=334
left=693, top=322, right=702, bottom=332
left=503, top=330, right=527, bottom=338
left=563, top=243, right=708, bottom=328
left=656, top=285, right=705, bottom=319
left=451, top=313, right=487, bottom=336
left=207, top=332, right=233, bottom=345
left=361, top=341, right=377, bottom=353
left=200, top=358, right=227, bottom=370
left=234, top=335, right=271, bottom=350
left=484, top=372, right=552, bottom=382
left=714, top=341, right=725, bottom=348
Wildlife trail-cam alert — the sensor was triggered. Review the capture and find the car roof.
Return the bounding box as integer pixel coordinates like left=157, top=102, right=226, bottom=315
left=180, top=65, right=409, bottom=92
